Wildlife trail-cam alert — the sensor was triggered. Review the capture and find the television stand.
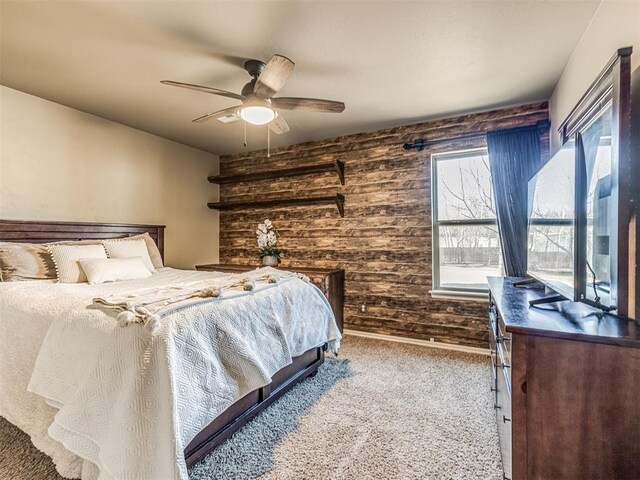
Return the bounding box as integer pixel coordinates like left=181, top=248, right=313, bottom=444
left=580, top=297, right=617, bottom=313
left=513, top=277, right=538, bottom=287
left=529, top=294, right=566, bottom=307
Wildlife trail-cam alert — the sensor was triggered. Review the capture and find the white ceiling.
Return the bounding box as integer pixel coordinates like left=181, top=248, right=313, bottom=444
left=0, top=1, right=600, bottom=156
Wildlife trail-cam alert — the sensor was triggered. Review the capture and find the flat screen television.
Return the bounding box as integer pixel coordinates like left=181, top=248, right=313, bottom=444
left=527, top=139, right=580, bottom=301
left=526, top=114, right=615, bottom=311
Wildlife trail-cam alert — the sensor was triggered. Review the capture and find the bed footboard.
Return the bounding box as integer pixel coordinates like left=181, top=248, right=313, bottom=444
left=184, top=345, right=325, bottom=467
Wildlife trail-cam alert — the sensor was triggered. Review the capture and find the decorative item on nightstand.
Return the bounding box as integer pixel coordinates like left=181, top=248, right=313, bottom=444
left=256, top=218, right=280, bottom=266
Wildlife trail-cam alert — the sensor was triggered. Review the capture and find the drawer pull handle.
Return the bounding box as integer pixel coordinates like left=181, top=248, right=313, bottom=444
left=494, top=404, right=501, bottom=410
left=490, top=386, right=496, bottom=392
left=503, top=415, right=511, bottom=423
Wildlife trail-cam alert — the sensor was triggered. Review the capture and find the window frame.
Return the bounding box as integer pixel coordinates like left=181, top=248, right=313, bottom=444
left=430, top=147, right=497, bottom=299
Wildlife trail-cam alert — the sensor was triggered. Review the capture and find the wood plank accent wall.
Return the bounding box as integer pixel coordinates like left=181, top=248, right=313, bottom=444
left=218, top=102, right=549, bottom=348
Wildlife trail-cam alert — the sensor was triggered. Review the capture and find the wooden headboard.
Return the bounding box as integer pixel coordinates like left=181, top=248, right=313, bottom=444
left=0, top=220, right=166, bottom=260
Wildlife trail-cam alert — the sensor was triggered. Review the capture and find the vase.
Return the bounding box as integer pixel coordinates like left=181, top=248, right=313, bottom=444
left=261, top=255, right=279, bottom=267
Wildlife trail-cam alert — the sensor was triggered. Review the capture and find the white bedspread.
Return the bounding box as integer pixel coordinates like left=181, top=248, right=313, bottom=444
left=0, top=267, right=341, bottom=480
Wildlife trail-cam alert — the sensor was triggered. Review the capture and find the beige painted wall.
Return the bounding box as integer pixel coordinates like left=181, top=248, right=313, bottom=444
left=549, top=0, right=640, bottom=151
left=0, top=86, right=220, bottom=269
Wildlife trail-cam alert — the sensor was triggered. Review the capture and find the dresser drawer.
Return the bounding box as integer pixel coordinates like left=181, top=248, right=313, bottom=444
left=491, top=301, right=512, bottom=387
left=496, top=317, right=511, bottom=392
left=498, top=315, right=512, bottom=360
left=489, top=306, right=498, bottom=402
left=495, top=363, right=513, bottom=480
left=497, top=337, right=511, bottom=393
left=489, top=299, right=499, bottom=337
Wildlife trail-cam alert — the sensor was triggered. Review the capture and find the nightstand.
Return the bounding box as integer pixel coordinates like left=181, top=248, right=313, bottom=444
left=196, top=263, right=344, bottom=332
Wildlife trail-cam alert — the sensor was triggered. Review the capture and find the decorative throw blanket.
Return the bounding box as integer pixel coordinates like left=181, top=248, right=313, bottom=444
left=10, top=267, right=341, bottom=480
left=93, top=268, right=311, bottom=334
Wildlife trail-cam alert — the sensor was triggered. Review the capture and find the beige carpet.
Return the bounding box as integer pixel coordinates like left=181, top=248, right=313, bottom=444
left=0, top=335, right=502, bottom=479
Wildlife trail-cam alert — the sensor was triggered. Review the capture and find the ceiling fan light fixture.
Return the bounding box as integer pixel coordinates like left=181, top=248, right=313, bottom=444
left=238, top=106, right=276, bottom=125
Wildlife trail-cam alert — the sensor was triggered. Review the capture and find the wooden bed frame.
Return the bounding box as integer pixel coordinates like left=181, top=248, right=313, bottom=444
left=0, top=219, right=325, bottom=468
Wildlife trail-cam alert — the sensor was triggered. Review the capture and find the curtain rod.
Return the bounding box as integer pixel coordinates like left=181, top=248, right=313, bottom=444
left=402, top=120, right=550, bottom=152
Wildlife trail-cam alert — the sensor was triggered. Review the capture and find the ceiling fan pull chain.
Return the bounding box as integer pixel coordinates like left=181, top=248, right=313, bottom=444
left=267, top=126, right=271, bottom=158
left=243, top=120, right=247, bottom=148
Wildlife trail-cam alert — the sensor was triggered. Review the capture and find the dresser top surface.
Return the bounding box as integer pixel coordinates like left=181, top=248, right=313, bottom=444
left=488, top=276, right=640, bottom=348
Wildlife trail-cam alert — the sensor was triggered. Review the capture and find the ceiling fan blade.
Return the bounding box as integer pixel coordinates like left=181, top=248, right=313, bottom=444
left=192, top=105, right=240, bottom=123
left=271, top=97, right=345, bottom=113
left=161, top=80, right=244, bottom=101
left=253, top=55, right=295, bottom=98
left=269, top=114, right=290, bottom=135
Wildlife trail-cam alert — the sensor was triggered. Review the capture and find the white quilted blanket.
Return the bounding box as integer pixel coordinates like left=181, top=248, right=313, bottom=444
left=0, top=267, right=341, bottom=480
left=92, top=268, right=311, bottom=329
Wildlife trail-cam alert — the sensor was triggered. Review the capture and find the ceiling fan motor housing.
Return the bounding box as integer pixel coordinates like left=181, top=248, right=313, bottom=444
left=243, top=59, right=266, bottom=78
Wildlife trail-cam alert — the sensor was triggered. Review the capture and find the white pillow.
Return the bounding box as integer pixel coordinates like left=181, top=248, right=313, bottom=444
left=47, top=244, right=108, bottom=283
left=78, top=257, right=152, bottom=284
left=102, top=239, right=155, bottom=273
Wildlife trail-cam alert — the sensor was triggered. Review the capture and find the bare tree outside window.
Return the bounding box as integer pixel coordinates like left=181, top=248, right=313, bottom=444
left=432, top=148, right=502, bottom=291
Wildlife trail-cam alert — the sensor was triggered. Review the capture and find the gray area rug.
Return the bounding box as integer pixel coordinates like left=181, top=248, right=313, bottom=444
left=0, top=335, right=502, bottom=479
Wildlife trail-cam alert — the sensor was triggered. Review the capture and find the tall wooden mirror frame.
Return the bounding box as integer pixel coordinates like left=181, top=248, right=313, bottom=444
left=558, top=47, right=633, bottom=317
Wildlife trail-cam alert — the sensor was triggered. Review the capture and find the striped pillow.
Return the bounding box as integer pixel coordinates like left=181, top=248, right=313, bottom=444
left=47, top=244, right=108, bottom=283
left=0, top=242, right=57, bottom=282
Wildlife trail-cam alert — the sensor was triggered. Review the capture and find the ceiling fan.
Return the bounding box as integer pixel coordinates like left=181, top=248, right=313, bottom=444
left=161, top=54, right=345, bottom=135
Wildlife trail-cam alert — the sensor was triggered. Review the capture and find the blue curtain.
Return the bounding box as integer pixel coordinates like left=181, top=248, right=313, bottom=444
left=487, top=126, right=543, bottom=277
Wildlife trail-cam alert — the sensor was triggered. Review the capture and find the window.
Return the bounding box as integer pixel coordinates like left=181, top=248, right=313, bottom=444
left=431, top=148, right=502, bottom=295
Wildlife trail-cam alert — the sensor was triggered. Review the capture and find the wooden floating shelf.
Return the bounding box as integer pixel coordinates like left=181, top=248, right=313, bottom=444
left=208, top=160, right=345, bottom=186
left=208, top=194, right=345, bottom=217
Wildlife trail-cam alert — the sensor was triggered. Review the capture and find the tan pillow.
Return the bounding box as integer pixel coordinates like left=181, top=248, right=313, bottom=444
left=53, top=233, right=162, bottom=268
left=0, top=242, right=57, bottom=282
left=52, top=233, right=162, bottom=267
left=102, top=239, right=155, bottom=273
left=125, top=233, right=163, bottom=269
left=48, top=244, right=108, bottom=283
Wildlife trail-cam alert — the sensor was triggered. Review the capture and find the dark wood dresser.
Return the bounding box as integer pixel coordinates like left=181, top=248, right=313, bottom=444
left=196, top=263, right=344, bottom=332
left=488, top=277, right=640, bottom=480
